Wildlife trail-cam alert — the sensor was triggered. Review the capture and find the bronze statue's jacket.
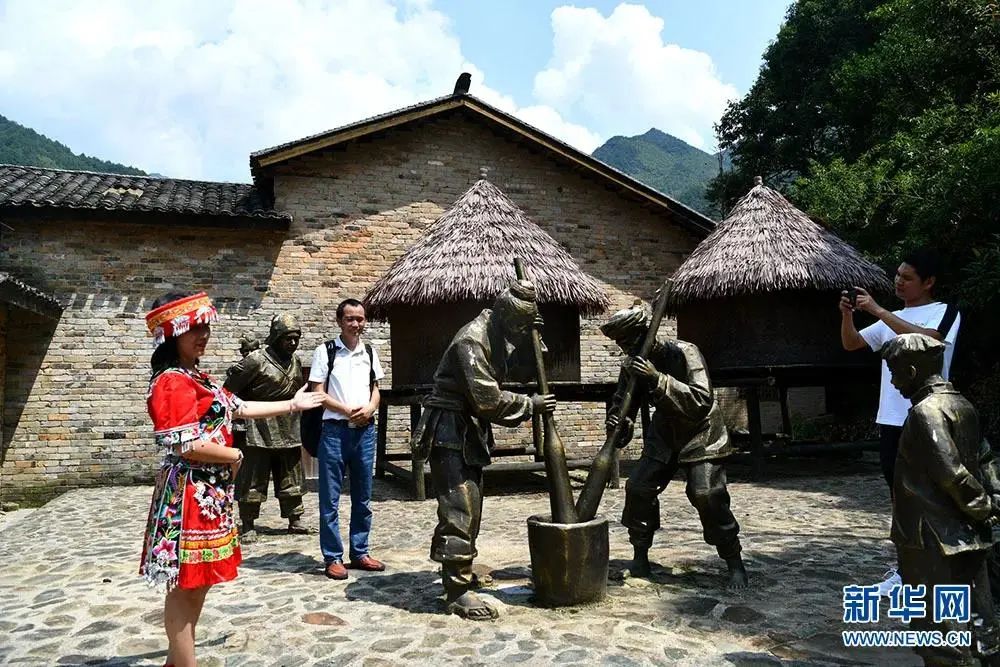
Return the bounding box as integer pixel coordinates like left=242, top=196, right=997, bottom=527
left=411, top=309, right=533, bottom=467
left=224, top=347, right=302, bottom=449
left=891, top=381, right=992, bottom=555
left=612, top=338, right=732, bottom=464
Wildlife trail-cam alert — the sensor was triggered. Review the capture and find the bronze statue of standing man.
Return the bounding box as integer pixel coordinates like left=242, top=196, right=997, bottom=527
left=601, top=304, right=748, bottom=589
left=411, top=280, right=556, bottom=621
left=884, top=333, right=998, bottom=665
left=224, top=314, right=309, bottom=542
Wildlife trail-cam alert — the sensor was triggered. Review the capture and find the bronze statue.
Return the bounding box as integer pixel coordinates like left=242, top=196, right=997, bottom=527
left=577, top=283, right=672, bottom=520
left=601, top=305, right=748, bottom=589
left=411, top=280, right=556, bottom=620
left=229, top=333, right=261, bottom=450
left=884, top=333, right=998, bottom=665
left=224, top=315, right=309, bottom=542
left=239, top=332, right=262, bottom=358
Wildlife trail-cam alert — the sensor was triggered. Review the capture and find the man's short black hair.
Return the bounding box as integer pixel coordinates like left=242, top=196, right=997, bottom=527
left=902, top=247, right=941, bottom=282
left=336, top=298, right=365, bottom=320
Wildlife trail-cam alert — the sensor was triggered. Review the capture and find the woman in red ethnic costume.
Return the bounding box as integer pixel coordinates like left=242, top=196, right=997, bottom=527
left=140, top=292, right=326, bottom=667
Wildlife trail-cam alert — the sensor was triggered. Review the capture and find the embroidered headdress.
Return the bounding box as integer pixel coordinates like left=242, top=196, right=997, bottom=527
left=145, top=292, right=219, bottom=346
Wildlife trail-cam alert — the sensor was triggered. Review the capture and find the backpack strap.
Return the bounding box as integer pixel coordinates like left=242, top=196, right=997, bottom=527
left=324, top=340, right=376, bottom=397
left=365, top=343, right=376, bottom=396
left=937, top=303, right=959, bottom=339
left=323, top=339, right=338, bottom=393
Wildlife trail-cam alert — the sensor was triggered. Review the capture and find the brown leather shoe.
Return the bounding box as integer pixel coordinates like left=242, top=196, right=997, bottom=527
left=325, top=561, right=348, bottom=580
left=348, top=555, right=386, bottom=572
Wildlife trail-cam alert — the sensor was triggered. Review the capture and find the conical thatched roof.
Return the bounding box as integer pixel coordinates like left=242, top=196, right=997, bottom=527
left=364, top=178, right=610, bottom=319
left=669, top=178, right=891, bottom=307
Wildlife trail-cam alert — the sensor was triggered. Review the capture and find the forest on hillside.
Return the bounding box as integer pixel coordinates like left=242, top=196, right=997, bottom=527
left=0, top=114, right=145, bottom=175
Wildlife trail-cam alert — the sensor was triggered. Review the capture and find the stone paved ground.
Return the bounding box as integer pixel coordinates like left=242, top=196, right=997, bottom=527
left=0, top=454, right=921, bottom=666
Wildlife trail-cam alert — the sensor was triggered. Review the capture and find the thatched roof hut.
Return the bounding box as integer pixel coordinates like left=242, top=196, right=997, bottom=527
left=364, top=178, right=609, bottom=386
left=671, top=178, right=890, bottom=371
left=669, top=177, right=890, bottom=308
left=365, top=178, right=609, bottom=319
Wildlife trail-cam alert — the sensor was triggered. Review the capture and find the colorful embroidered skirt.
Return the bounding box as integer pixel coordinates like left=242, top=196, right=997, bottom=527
left=140, top=461, right=241, bottom=590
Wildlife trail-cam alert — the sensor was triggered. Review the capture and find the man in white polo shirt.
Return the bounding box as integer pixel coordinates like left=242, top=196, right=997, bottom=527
left=840, top=247, right=961, bottom=594
left=308, top=298, right=386, bottom=580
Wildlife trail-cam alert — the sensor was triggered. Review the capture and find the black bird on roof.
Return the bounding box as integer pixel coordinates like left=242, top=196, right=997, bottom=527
left=453, top=72, right=471, bottom=96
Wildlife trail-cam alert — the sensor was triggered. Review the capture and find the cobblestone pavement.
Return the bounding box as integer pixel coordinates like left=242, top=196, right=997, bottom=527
left=0, top=454, right=920, bottom=666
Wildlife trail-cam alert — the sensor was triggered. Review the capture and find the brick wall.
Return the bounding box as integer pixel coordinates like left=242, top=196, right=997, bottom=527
left=0, top=305, right=5, bottom=458
left=0, top=111, right=702, bottom=500
left=0, top=219, right=286, bottom=501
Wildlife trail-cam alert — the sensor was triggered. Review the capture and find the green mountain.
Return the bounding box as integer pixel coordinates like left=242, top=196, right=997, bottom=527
left=593, top=129, right=727, bottom=218
left=0, top=114, right=145, bottom=175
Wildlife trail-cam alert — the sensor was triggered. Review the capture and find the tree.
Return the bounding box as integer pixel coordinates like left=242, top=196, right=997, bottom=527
left=711, top=0, right=1000, bottom=437
left=708, top=0, right=881, bottom=207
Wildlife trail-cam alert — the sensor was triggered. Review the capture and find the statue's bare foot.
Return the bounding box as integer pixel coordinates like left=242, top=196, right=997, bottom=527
left=446, top=591, right=499, bottom=621
left=629, top=553, right=652, bottom=579
left=725, top=557, right=749, bottom=590
left=241, top=528, right=258, bottom=544
left=288, top=518, right=312, bottom=534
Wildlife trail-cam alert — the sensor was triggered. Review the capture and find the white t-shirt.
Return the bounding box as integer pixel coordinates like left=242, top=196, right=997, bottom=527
left=308, top=336, right=385, bottom=421
left=859, top=302, right=961, bottom=426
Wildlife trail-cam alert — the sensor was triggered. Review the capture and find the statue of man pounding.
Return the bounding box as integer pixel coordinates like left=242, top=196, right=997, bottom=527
left=601, top=304, right=748, bottom=589
left=411, top=280, right=556, bottom=620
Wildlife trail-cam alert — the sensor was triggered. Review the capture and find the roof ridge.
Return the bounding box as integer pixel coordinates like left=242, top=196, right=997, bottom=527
left=463, top=97, right=712, bottom=224
left=250, top=93, right=456, bottom=159
left=248, top=92, right=715, bottom=235
left=0, top=163, right=254, bottom=188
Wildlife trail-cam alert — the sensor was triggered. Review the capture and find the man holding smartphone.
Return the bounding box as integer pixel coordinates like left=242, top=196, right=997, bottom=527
left=839, top=247, right=961, bottom=594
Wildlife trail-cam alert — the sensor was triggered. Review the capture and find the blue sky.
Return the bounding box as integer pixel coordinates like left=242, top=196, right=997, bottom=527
left=0, top=0, right=791, bottom=181
left=437, top=1, right=789, bottom=104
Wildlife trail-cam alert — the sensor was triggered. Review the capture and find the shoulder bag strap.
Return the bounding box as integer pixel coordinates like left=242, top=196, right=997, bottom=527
left=937, top=303, right=959, bottom=339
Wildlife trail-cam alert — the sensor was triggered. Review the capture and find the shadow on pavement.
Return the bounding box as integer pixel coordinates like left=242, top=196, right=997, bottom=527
left=240, top=550, right=323, bottom=575
left=343, top=570, right=443, bottom=615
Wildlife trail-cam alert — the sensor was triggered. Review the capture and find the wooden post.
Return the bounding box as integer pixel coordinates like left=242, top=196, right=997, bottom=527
left=747, top=386, right=764, bottom=479
left=410, top=403, right=425, bottom=500
left=779, top=385, right=792, bottom=438
left=375, top=401, right=389, bottom=479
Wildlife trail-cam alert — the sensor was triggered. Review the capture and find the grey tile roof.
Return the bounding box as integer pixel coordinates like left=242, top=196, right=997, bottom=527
left=0, top=164, right=290, bottom=222
left=0, top=272, right=62, bottom=319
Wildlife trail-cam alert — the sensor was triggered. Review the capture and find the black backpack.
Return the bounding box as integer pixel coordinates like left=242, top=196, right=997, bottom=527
left=300, top=339, right=375, bottom=457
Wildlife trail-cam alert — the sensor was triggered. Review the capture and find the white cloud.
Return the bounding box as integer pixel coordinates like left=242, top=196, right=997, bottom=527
left=0, top=0, right=599, bottom=181
left=467, top=70, right=603, bottom=153
left=0, top=1, right=735, bottom=181
left=534, top=3, right=738, bottom=151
